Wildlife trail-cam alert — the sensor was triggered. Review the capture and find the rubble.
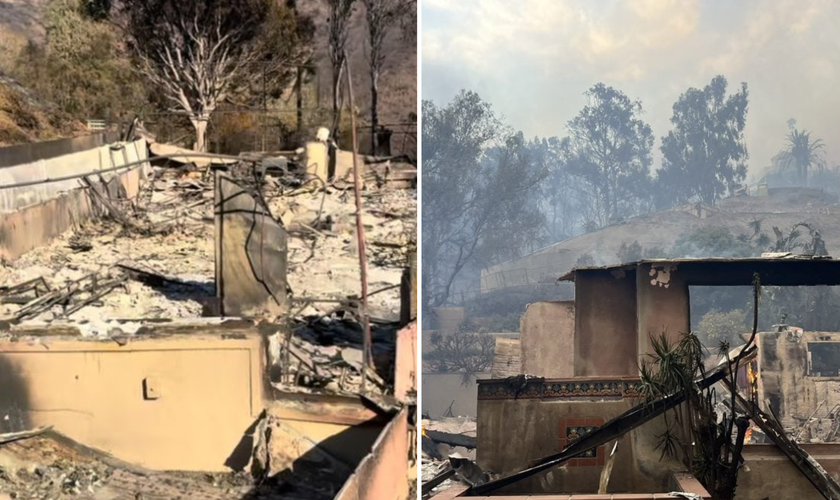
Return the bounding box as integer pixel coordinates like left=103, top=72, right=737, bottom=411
left=421, top=417, right=478, bottom=498
left=0, top=133, right=417, bottom=499
left=0, top=154, right=415, bottom=373
left=0, top=433, right=286, bottom=500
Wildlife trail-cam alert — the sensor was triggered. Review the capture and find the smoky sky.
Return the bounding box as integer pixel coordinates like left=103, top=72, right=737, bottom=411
left=422, top=0, right=840, bottom=179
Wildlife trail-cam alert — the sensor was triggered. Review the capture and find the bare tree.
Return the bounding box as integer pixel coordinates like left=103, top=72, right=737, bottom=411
left=361, top=0, right=414, bottom=153
left=141, top=16, right=247, bottom=152
left=120, top=0, right=312, bottom=152
left=326, top=0, right=356, bottom=139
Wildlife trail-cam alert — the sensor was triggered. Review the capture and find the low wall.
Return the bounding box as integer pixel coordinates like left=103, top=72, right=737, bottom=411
left=335, top=407, right=411, bottom=500
left=0, top=138, right=149, bottom=260
left=0, top=133, right=119, bottom=169
left=0, top=138, right=147, bottom=214
left=476, top=377, right=680, bottom=494
left=736, top=443, right=840, bottom=500
left=395, top=322, right=417, bottom=401
left=0, top=322, right=265, bottom=471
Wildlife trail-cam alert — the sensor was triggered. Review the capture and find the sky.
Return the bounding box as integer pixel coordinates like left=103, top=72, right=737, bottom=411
left=422, top=0, right=840, bottom=180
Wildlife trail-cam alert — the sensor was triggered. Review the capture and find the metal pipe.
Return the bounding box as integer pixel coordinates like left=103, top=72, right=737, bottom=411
left=344, top=50, right=373, bottom=395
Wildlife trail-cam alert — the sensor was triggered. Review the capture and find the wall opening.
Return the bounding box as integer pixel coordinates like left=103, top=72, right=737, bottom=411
left=689, top=285, right=840, bottom=350
left=808, top=342, right=840, bottom=376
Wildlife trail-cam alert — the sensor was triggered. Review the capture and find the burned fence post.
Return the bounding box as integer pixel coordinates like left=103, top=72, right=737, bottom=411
left=401, top=251, right=417, bottom=326
left=214, top=172, right=290, bottom=317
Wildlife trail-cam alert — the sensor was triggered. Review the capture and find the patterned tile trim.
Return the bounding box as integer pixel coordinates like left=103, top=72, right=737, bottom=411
left=559, top=418, right=606, bottom=466
left=477, top=378, right=641, bottom=400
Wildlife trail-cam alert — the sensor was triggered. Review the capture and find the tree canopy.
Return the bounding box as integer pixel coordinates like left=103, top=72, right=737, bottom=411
left=657, top=76, right=749, bottom=206
left=560, top=83, right=654, bottom=228
left=778, top=125, right=825, bottom=183
left=422, top=90, right=546, bottom=309
left=12, top=0, right=145, bottom=120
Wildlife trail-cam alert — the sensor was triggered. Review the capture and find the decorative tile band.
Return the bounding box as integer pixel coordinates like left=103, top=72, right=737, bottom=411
left=559, top=418, right=606, bottom=466
left=477, top=377, right=642, bottom=400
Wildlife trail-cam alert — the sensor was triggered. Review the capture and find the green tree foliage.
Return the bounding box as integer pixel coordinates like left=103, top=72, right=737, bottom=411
left=657, top=76, right=749, bottom=207
left=770, top=222, right=827, bottom=255
left=422, top=91, right=547, bottom=309
left=669, top=226, right=755, bottom=258
left=696, top=309, right=748, bottom=347
left=639, top=330, right=752, bottom=500
left=778, top=126, right=825, bottom=183
left=12, top=0, right=146, bottom=120
left=560, top=83, right=654, bottom=228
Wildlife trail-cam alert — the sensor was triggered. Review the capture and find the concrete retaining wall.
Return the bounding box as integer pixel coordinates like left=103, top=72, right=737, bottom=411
left=0, top=138, right=148, bottom=260
left=0, top=133, right=119, bottom=169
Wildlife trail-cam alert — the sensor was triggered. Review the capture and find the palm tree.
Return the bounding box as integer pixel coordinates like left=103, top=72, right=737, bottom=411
left=778, top=128, right=825, bottom=184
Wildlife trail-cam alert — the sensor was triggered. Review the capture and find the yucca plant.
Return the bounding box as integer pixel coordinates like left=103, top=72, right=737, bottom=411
left=638, top=275, right=760, bottom=500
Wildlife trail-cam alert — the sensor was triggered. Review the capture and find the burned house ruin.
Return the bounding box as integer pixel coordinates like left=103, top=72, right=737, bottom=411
left=0, top=132, right=417, bottom=500
left=427, top=256, right=840, bottom=499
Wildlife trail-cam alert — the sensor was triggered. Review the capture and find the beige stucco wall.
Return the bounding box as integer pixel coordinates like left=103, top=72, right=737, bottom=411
left=335, top=408, right=411, bottom=500
left=521, top=301, right=574, bottom=378
left=575, top=270, right=638, bottom=376
left=476, top=395, right=680, bottom=494
left=736, top=444, right=840, bottom=500
left=636, top=262, right=690, bottom=364
left=0, top=330, right=264, bottom=471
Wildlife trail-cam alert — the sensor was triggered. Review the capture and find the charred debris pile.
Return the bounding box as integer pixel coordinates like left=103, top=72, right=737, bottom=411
left=0, top=137, right=416, bottom=395
left=0, top=135, right=417, bottom=499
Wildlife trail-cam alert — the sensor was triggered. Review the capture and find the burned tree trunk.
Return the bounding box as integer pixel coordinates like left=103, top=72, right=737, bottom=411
left=370, top=69, right=380, bottom=153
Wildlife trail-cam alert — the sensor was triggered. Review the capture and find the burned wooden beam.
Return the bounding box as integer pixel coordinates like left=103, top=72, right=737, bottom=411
left=424, top=429, right=476, bottom=450
left=421, top=466, right=455, bottom=496
left=0, top=426, right=52, bottom=445
left=471, top=347, right=756, bottom=495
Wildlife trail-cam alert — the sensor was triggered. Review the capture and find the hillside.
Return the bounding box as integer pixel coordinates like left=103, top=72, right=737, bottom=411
left=0, top=0, right=44, bottom=68
left=0, top=73, right=84, bottom=146
left=0, top=0, right=417, bottom=133
left=481, top=188, right=840, bottom=293
left=291, top=1, right=416, bottom=127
